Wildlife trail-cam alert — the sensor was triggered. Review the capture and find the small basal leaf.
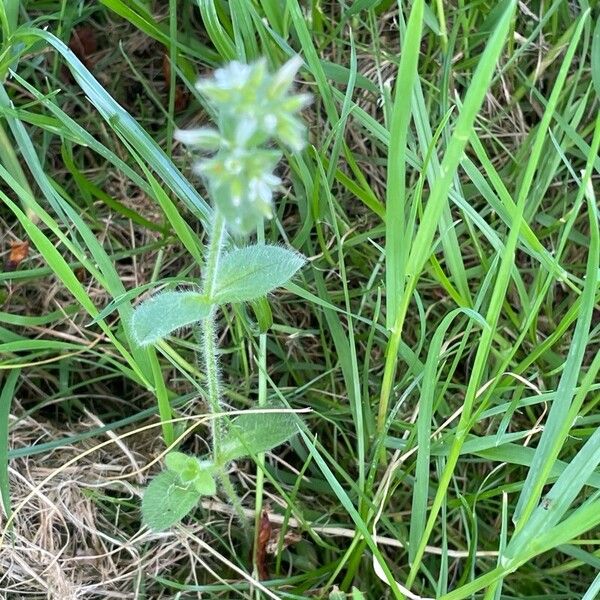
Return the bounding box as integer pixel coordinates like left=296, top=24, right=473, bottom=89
left=213, top=245, right=305, bottom=304
left=164, top=451, right=190, bottom=473
left=131, top=291, right=211, bottom=346
left=142, top=470, right=201, bottom=531
left=193, top=468, right=217, bottom=495
left=165, top=452, right=217, bottom=493
left=220, top=409, right=299, bottom=462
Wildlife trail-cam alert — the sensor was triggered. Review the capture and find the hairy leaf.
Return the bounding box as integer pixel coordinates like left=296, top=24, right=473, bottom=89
left=131, top=291, right=211, bottom=346
left=192, top=469, right=217, bottom=495
left=213, top=244, right=305, bottom=304
left=142, top=470, right=201, bottom=531
left=220, top=410, right=299, bottom=462
left=164, top=450, right=190, bottom=473
left=165, top=451, right=216, bottom=493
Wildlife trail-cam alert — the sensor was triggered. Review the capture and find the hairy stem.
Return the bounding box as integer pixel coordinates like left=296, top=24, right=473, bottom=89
left=203, top=211, right=225, bottom=301
left=202, top=211, right=225, bottom=463
left=202, top=316, right=223, bottom=460
left=201, top=212, right=247, bottom=525
left=252, top=223, right=267, bottom=580
left=219, top=470, right=248, bottom=535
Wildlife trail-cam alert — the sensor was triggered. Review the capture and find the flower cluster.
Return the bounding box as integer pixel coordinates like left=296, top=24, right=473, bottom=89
left=176, top=57, right=310, bottom=235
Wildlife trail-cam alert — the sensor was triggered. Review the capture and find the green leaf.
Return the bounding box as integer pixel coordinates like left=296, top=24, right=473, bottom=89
left=220, top=410, right=299, bottom=462
left=328, top=588, right=346, bottom=600
left=213, top=245, right=305, bottom=304
left=192, top=469, right=217, bottom=495
left=142, top=470, right=201, bottom=531
left=164, top=451, right=217, bottom=495
left=0, top=368, right=20, bottom=522
left=164, top=450, right=192, bottom=473
left=131, top=291, right=211, bottom=347
left=590, top=14, right=600, bottom=98
left=251, top=296, right=273, bottom=333
left=385, top=0, right=423, bottom=328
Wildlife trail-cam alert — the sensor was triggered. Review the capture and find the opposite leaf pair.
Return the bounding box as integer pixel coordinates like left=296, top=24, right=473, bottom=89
left=131, top=244, right=305, bottom=347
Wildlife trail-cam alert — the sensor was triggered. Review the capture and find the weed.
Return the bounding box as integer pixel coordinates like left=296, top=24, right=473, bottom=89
left=132, top=58, right=309, bottom=531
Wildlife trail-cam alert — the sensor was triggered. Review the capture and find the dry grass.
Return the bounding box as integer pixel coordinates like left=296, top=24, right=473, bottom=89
left=1, top=411, right=208, bottom=599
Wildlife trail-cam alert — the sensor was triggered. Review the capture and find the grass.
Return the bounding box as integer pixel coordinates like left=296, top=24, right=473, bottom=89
left=1, top=0, right=600, bottom=598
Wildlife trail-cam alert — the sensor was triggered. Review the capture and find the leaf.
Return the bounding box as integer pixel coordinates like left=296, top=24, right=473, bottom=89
left=592, top=15, right=600, bottom=98
left=256, top=509, right=272, bottom=580
left=130, top=291, right=211, bottom=346
left=220, top=409, right=299, bottom=462
left=192, top=469, right=217, bottom=495
left=142, top=470, right=201, bottom=531
left=251, top=296, right=273, bottom=333
left=5, top=240, right=29, bottom=271
left=68, top=26, right=97, bottom=68
left=213, top=245, right=305, bottom=304
left=165, top=451, right=217, bottom=495
left=164, top=450, right=191, bottom=473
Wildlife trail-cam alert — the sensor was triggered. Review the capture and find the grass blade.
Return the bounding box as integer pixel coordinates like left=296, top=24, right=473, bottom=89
left=385, top=0, right=423, bottom=329
left=0, top=368, right=20, bottom=521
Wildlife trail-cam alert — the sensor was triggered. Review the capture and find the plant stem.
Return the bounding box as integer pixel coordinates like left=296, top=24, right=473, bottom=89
left=376, top=287, right=411, bottom=458
left=202, top=316, right=223, bottom=460
left=202, top=211, right=225, bottom=463
left=201, top=212, right=247, bottom=525
left=203, top=211, right=225, bottom=301
left=219, top=470, right=248, bottom=534
left=252, top=223, right=267, bottom=580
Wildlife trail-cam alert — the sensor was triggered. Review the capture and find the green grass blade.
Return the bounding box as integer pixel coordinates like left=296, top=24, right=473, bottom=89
left=378, top=0, right=516, bottom=444
left=196, top=0, right=236, bottom=60
left=408, top=2, right=592, bottom=586
left=513, top=117, right=600, bottom=525
left=299, top=429, right=403, bottom=598
left=405, top=0, right=516, bottom=283
left=408, top=307, right=488, bottom=562
left=385, top=0, right=423, bottom=329
left=592, top=15, right=600, bottom=97
left=0, top=191, right=150, bottom=389
left=582, top=571, right=600, bottom=600
left=0, top=368, right=20, bottom=521
left=12, top=28, right=213, bottom=225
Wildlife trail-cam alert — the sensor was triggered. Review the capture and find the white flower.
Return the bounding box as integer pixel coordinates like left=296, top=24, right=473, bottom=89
left=177, top=58, right=310, bottom=235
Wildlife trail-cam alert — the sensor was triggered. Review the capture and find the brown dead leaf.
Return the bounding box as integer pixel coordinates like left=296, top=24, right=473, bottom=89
left=6, top=240, right=29, bottom=271
left=266, top=528, right=302, bottom=555
left=173, top=86, right=190, bottom=112
left=256, top=509, right=272, bottom=580
left=62, top=26, right=97, bottom=84
left=254, top=507, right=303, bottom=580
left=161, top=51, right=171, bottom=84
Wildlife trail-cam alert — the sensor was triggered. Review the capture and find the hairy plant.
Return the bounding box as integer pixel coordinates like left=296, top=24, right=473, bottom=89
left=132, top=58, right=309, bottom=532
